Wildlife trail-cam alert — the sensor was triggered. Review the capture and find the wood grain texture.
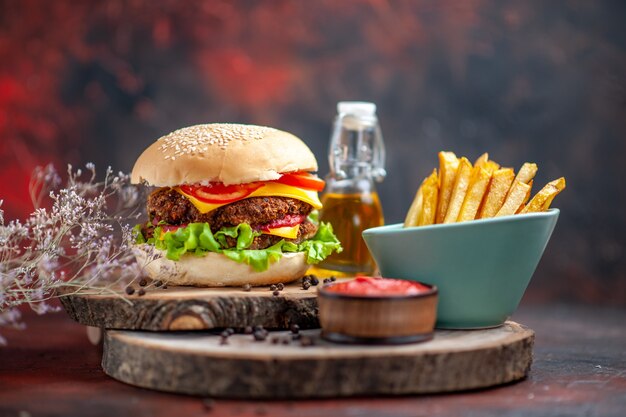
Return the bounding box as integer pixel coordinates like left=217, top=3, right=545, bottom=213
left=59, top=283, right=318, bottom=331
left=102, top=321, right=534, bottom=398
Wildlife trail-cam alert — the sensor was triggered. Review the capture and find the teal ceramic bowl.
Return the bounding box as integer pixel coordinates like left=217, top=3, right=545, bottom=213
left=362, top=209, right=559, bottom=329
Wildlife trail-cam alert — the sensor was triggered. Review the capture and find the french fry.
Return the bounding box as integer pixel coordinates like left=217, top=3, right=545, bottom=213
left=483, top=160, right=500, bottom=172
left=443, top=157, right=472, bottom=223
left=474, top=153, right=499, bottom=172
left=521, top=177, right=566, bottom=213
left=435, top=152, right=459, bottom=224
left=404, top=152, right=565, bottom=227
left=474, top=152, right=489, bottom=167
left=404, top=169, right=439, bottom=227
left=477, top=168, right=515, bottom=218
left=495, top=180, right=532, bottom=217
left=404, top=182, right=424, bottom=227
left=540, top=184, right=563, bottom=211
left=418, top=169, right=439, bottom=226
left=457, top=166, right=492, bottom=222
left=514, top=162, right=538, bottom=184
left=501, top=162, right=536, bottom=209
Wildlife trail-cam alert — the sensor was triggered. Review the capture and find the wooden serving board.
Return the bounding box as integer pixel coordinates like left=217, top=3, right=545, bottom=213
left=102, top=321, right=534, bottom=398
left=59, top=283, right=318, bottom=331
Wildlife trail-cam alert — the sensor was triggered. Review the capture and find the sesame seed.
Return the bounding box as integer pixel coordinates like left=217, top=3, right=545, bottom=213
left=157, top=124, right=277, bottom=160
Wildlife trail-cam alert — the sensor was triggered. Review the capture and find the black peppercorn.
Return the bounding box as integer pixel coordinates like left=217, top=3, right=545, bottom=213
left=310, top=277, right=319, bottom=286
left=277, top=283, right=284, bottom=291
left=290, top=324, right=300, bottom=334
left=154, top=280, right=163, bottom=287
left=253, top=330, right=268, bottom=341
left=125, top=286, right=135, bottom=295
left=272, top=290, right=280, bottom=296
left=330, top=276, right=337, bottom=282
left=162, top=284, right=168, bottom=289
left=270, top=284, right=277, bottom=291
left=137, top=288, right=146, bottom=296
left=138, top=278, right=147, bottom=287
left=302, top=281, right=311, bottom=290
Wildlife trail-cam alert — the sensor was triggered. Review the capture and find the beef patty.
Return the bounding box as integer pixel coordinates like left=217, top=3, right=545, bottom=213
left=144, top=187, right=318, bottom=250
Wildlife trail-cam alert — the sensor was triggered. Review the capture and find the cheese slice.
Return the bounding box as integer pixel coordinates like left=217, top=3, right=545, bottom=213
left=262, top=224, right=300, bottom=239
left=176, top=182, right=323, bottom=214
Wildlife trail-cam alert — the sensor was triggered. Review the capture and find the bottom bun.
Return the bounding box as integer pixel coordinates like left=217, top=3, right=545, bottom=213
left=133, top=245, right=309, bottom=287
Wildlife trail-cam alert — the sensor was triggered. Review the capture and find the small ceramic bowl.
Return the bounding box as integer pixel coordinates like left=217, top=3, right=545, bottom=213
left=317, top=278, right=438, bottom=344
left=362, top=209, right=559, bottom=329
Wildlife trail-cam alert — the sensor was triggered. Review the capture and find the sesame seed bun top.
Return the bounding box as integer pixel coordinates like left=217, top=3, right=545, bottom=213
left=131, top=123, right=318, bottom=186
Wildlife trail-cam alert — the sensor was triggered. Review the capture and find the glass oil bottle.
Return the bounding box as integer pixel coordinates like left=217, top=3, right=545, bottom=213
left=310, top=101, right=386, bottom=277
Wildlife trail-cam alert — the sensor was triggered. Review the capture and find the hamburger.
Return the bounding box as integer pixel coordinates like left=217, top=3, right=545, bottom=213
left=131, top=123, right=341, bottom=286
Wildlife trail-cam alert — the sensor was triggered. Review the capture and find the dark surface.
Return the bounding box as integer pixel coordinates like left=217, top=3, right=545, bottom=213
left=1, top=304, right=624, bottom=417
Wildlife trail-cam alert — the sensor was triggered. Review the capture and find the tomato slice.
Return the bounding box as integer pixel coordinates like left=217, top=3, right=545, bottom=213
left=161, top=224, right=185, bottom=233
left=274, top=172, right=325, bottom=191
left=256, top=214, right=307, bottom=232
left=180, top=182, right=263, bottom=204
left=178, top=171, right=323, bottom=205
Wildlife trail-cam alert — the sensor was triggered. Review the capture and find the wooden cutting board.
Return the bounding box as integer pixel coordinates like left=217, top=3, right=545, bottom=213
left=102, top=321, right=534, bottom=398
left=59, top=282, right=318, bottom=331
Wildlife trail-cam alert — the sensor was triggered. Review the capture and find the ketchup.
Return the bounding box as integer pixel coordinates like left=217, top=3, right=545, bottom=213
left=257, top=214, right=306, bottom=232
left=324, top=276, right=430, bottom=296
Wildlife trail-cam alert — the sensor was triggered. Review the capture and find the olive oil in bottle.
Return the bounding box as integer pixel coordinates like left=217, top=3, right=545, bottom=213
left=310, top=102, right=386, bottom=277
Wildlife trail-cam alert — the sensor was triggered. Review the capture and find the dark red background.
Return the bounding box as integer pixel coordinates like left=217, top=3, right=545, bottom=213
left=1, top=0, right=624, bottom=304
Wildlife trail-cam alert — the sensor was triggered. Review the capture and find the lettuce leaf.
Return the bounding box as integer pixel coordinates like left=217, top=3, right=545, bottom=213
left=307, top=209, right=320, bottom=226
left=198, top=223, right=220, bottom=252
left=214, top=224, right=259, bottom=250
left=223, top=239, right=286, bottom=272
left=134, top=221, right=342, bottom=272
left=298, top=221, right=343, bottom=264
left=132, top=224, right=146, bottom=244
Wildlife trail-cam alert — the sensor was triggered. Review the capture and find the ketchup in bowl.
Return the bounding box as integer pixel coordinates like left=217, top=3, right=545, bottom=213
left=323, top=276, right=431, bottom=297
left=318, top=276, right=438, bottom=344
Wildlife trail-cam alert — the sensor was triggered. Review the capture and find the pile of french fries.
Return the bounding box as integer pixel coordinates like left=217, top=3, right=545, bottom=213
left=404, top=151, right=566, bottom=227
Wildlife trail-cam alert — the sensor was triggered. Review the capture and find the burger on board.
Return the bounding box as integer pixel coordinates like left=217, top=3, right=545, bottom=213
left=131, top=123, right=342, bottom=287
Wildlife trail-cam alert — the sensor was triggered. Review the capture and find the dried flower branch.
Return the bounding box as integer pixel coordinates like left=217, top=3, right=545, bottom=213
left=0, top=163, right=147, bottom=345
